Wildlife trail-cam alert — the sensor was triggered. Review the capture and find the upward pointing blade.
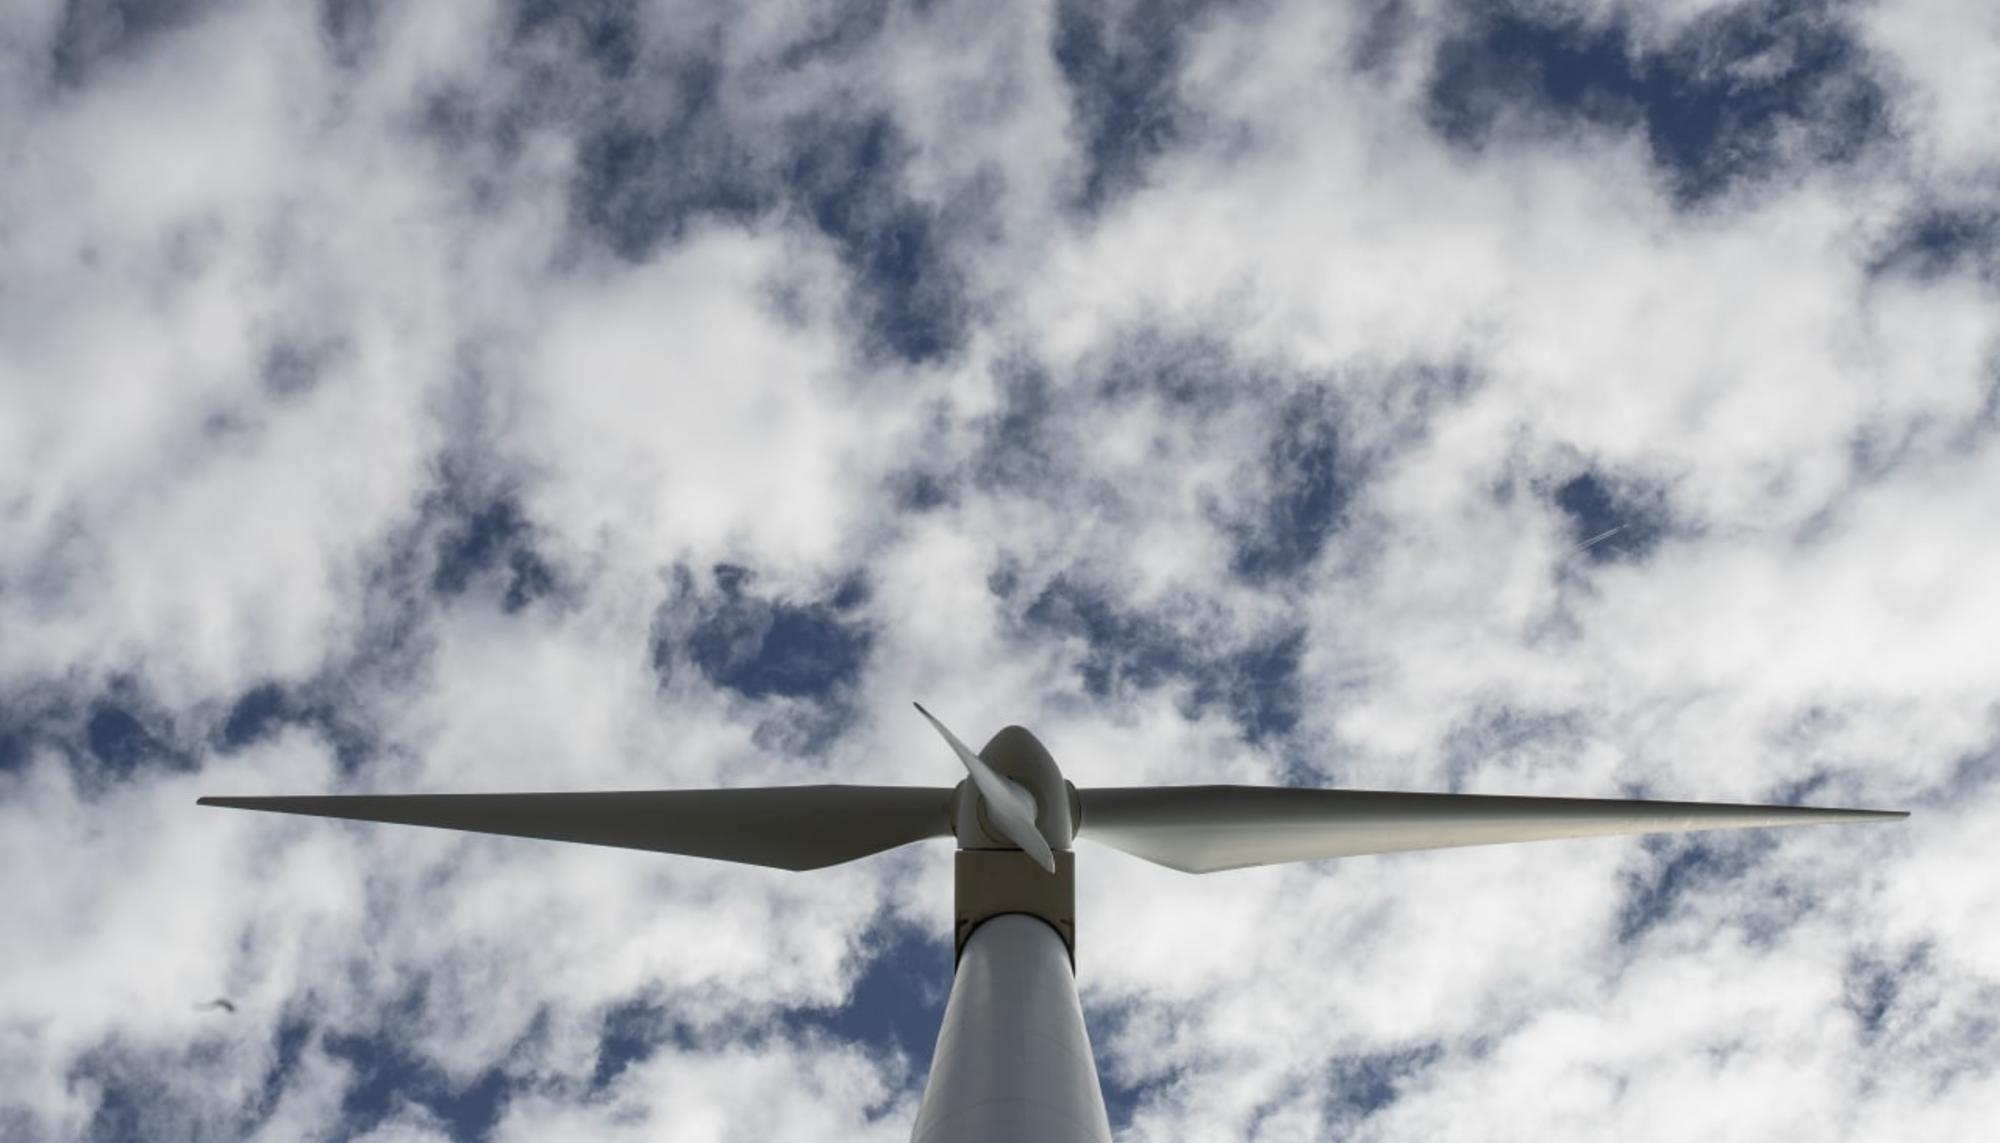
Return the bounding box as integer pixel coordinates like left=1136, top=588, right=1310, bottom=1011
left=913, top=703, right=1057, bottom=873
left=1076, top=786, right=1908, bottom=874
left=198, top=786, right=955, bottom=871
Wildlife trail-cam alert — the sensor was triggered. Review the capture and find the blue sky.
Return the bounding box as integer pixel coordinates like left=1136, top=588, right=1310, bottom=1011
left=2, top=0, right=1997, bottom=1139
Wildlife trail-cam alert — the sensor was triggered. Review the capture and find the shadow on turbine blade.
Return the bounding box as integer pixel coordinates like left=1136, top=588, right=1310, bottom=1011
left=198, top=786, right=957, bottom=870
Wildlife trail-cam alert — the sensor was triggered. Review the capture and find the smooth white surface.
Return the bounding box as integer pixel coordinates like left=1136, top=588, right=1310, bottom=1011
left=916, top=704, right=1058, bottom=871
left=1077, top=785, right=1907, bottom=873
left=910, top=914, right=1112, bottom=1143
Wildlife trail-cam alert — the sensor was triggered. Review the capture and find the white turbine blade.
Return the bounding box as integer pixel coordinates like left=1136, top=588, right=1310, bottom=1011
left=914, top=703, right=1056, bottom=872
left=198, top=786, right=955, bottom=871
left=1077, top=786, right=1908, bottom=874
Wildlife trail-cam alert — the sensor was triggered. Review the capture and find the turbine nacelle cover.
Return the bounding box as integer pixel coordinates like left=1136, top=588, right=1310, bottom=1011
left=951, top=725, right=1079, bottom=855
left=914, top=705, right=1071, bottom=871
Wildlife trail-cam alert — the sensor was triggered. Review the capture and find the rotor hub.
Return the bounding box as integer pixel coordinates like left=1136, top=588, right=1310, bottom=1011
left=951, top=725, right=1078, bottom=852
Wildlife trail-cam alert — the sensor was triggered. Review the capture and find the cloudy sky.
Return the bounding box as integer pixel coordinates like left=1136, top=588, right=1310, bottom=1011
left=2, top=0, right=1997, bottom=1139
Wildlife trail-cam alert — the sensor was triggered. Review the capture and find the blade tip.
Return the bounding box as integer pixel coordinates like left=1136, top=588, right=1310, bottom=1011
left=1823, top=807, right=1908, bottom=821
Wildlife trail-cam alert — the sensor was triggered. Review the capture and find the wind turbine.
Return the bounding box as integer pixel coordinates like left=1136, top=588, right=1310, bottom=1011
left=200, top=704, right=1906, bottom=1142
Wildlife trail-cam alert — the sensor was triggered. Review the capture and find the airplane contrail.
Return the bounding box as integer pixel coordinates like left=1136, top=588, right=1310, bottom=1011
left=1573, top=523, right=1627, bottom=552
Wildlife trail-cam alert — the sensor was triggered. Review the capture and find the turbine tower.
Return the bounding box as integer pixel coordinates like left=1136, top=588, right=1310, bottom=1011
left=200, top=705, right=1906, bottom=1141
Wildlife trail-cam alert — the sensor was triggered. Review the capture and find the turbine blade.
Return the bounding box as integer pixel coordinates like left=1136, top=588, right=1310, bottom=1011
left=198, top=785, right=955, bottom=871
left=913, top=703, right=1056, bottom=873
left=1076, top=786, right=1908, bottom=874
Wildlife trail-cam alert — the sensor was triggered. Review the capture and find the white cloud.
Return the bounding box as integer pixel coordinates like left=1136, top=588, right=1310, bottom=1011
left=2, top=0, right=1995, bottom=1139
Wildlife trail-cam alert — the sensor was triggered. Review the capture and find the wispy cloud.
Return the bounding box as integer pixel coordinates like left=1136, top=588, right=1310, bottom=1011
left=1, top=0, right=1994, bottom=1139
